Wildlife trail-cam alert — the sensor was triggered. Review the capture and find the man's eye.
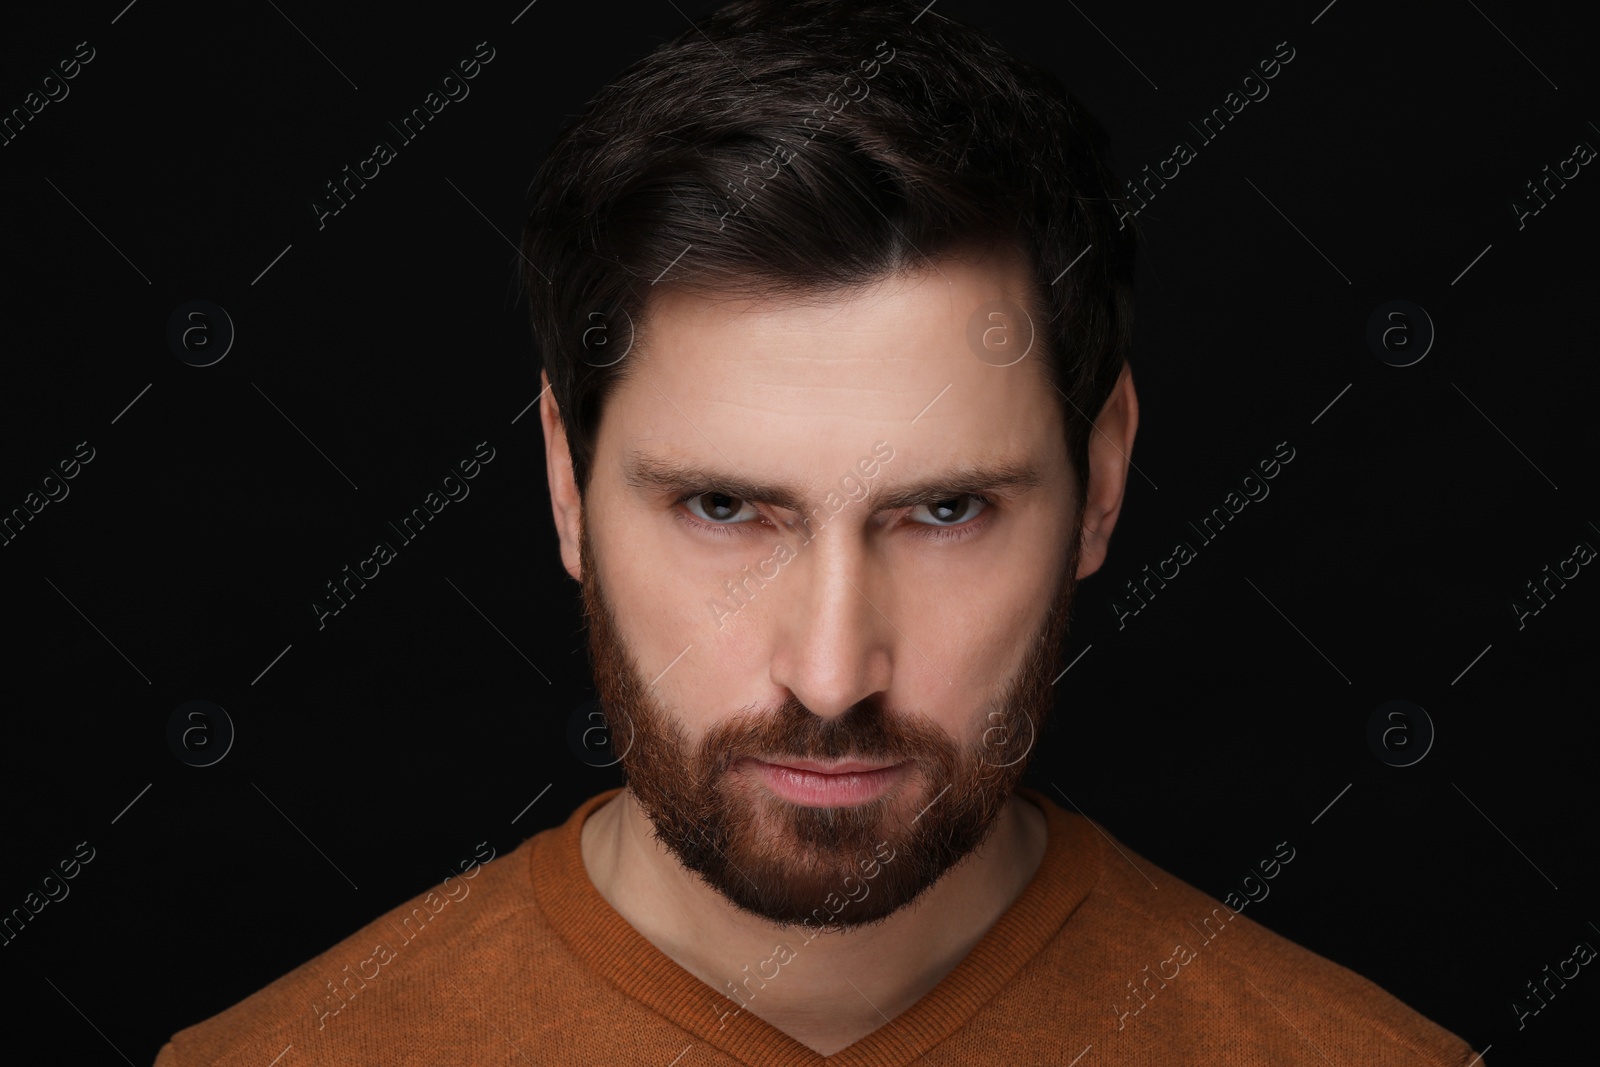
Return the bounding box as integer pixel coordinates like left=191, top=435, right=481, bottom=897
left=908, top=494, right=990, bottom=526
left=682, top=491, right=759, bottom=524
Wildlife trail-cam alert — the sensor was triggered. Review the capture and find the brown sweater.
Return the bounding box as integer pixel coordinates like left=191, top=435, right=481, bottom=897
left=155, top=786, right=1484, bottom=1065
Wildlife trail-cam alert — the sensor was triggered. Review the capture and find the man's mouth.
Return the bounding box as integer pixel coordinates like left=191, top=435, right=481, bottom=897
left=760, top=758, right=903, bottom=774
left=739, top=757, right=911, bottom=806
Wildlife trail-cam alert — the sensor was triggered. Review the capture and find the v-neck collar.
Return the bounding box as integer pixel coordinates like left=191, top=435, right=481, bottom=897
left=529, top=785, right=1102, bottom=1065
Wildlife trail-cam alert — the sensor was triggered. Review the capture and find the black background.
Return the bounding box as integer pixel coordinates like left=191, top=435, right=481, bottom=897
left=1, top=0, right=1595, bottom=1063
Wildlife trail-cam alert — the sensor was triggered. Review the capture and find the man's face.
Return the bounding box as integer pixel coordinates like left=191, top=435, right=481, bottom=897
left=574, top=246, right=1083, bottom=932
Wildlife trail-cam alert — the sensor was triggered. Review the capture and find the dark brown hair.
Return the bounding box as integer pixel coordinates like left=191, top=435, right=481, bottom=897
left=521, top=0, right=1139, bottom=499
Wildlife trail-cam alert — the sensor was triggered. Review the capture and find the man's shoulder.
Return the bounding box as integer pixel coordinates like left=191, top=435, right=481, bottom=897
left=153, top=832, right=559, bottom=1067
left=1035, top=806, right=1481, bottom=1065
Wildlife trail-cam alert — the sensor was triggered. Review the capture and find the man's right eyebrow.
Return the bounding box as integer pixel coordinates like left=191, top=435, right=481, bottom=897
left=622, top=452, right=808, bottom=510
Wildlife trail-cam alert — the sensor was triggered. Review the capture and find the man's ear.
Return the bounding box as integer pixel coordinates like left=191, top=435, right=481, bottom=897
left=540, top=368, right=584, bottom=582
left=1076, top=361, right=1139, bottom=579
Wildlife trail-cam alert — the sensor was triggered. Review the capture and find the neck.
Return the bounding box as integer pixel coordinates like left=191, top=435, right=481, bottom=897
left=580, top=785, right=1047, bottom=1054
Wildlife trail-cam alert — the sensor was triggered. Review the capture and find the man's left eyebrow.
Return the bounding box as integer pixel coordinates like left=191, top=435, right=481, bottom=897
left=621, top=450, right=1047, bottom=511
left=875, top=461, right=1046, bottom=508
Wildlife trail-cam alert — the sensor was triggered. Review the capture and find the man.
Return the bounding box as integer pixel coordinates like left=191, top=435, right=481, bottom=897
left=155, top=0, right=1485, bottom=1062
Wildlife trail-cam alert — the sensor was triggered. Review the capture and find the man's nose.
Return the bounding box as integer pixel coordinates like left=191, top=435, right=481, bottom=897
left=765, top=532, right=896, bottom=720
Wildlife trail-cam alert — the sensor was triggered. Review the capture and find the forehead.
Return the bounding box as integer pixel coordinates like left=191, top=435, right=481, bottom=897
left=596, top=246, right=1065, bottom=485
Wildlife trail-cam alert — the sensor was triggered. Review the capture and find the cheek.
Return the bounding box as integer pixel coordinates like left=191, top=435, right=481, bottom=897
left=604, top=500, right=770, bottom=640
left=592, top=495, right=693, bottom=628
left=594, top=517, right=768, bottom=733
left=921, top=567, right=1056, bottom=700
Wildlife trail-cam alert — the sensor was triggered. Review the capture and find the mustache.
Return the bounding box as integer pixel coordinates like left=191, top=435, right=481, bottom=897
left=705, top=695, right=951, bottom=774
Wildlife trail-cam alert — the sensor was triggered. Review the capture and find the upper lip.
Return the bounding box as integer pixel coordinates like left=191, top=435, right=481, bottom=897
left=755, top=758, right=905, bottom=775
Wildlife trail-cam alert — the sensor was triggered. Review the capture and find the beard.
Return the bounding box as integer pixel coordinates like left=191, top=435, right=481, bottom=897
left=579, top=513, right=1080, bottom=936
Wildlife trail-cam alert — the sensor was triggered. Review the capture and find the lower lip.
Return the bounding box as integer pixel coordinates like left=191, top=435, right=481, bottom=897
left=746, top=759, right=911, bottom=807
